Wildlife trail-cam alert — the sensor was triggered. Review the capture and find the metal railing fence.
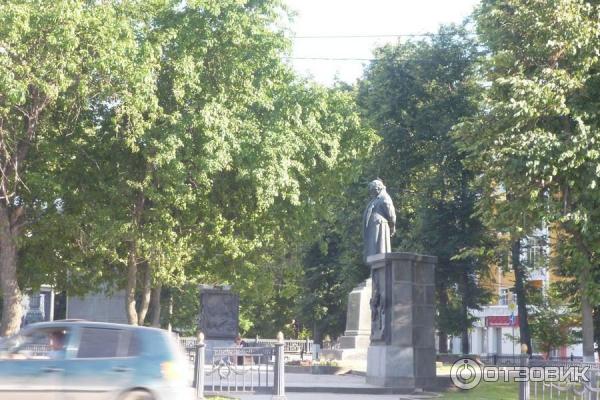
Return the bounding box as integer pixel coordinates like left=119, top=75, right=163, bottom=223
left=180, top=336, right=312, bottom=362
left=480, top=354, right=600, bottom=400
left=192, top=341, right=286, bottom=399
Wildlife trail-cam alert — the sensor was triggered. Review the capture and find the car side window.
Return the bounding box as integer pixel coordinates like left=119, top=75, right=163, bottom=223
left=125, top=332, right=141, bottom=357
left=3, top=328, right=69, bottom=360
left=77, top=328, right=122, bottom=358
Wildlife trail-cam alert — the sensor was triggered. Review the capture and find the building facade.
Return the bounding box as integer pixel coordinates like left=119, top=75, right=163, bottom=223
left=20, top=285, right=56, bottom=327
left=444, top=227, right=583, bottom=357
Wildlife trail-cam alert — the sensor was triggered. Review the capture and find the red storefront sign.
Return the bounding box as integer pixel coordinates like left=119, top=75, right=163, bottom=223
left=486, top=315, right=520, bottom=327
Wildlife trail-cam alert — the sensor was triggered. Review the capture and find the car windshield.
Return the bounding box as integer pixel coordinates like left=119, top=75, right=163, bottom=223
left=0, top=327, right=70, bottom=360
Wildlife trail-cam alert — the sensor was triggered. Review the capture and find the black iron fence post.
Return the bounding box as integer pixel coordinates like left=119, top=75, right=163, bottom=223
left=587, top=366, right=599, bottom=400
left=192, top=339, right=198, bottom=388
left=272, top=331, right=286, bottom=400
left=195, top=332, right=205, bottom=399
left=305, top=338, right=310, bottom=360
left=519, top=344, right=529, bottom=400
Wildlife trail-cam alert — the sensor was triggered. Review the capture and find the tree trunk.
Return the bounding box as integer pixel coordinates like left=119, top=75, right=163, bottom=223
left=125, top=193, right=145, bottom=326
left=438, top=332, right=449, bottom=353
left=593, top=306, right=600, bottom=361
left=511, top=239, right=532, bottom=355
left=562, top=225, right=595, bottom=362
left=137, top=261, right=152, bottom=326
left=167, top=292, right=174, bottom=332
left=0, top=206, right=22, bottom=337
left=437, top=284, right=449, bottom=353
left=150, top=284, right=162, bottom=328
left=460, top=271, right=470, bottom=354
left=461, top=331, right=470, bottom=354
left=581, top=269, right=595, bottom=362
left=126, top=239, right=138, bottom=325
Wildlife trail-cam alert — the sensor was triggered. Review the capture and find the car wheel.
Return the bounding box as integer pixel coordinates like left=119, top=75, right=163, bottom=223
left=120, top=390, right=154, bottom=400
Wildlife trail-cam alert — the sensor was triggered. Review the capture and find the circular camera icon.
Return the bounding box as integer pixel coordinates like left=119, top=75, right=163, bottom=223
left=450, top=358, right=481, bottom=390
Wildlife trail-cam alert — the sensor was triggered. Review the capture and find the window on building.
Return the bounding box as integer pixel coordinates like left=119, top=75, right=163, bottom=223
left=29, top=294, right=41, bottom=309
left=524, top=236, right=548, bottom=269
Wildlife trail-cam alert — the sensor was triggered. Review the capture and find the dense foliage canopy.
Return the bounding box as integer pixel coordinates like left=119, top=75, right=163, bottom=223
left=2, top=0, right=600, bottom=352
left=0, top=0, right=376, bottom=336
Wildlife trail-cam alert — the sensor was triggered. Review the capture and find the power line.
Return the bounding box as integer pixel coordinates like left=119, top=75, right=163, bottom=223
left=287, top=57, right=455, bottom=62
left=286, top=56, right=475, bottom=65
left=292, top=33, right=476, bottom=39
left=288, top=57, right=374, bottom=62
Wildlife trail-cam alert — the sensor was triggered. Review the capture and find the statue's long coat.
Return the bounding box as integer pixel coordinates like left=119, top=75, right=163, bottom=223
left=363, top=190, right=396, bottom=259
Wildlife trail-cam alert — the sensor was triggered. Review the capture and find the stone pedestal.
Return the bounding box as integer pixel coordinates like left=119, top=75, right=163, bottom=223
left=322, top=279, right=372, bottom=361
left=198, top=285, right=239, bottom=340
left=366, top=252, right=436, bottom=390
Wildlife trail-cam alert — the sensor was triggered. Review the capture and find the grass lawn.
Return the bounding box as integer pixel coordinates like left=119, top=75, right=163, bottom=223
left=203, top=367, right=520, bottom=399
left=439, top=380, right=519, bottom=400
left=207, top=382, right=520, bottom=400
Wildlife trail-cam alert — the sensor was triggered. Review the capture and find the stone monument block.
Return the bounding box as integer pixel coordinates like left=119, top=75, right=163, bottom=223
left=322, top=278, right=372, bottom=361
left=198, top=286, right=239, bottom=340
left=66, top=289, right=128, bottom=324
left=366, top=252, right=436, bottom=390
left=339, top=277, right=372, bottom=350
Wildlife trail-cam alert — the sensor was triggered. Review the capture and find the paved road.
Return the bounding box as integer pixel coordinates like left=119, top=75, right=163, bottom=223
left=234, top=394, right=404, bottom=400
left=190, top=363, right=447, bottom=399
left=191, top=372, right=443, bottom=399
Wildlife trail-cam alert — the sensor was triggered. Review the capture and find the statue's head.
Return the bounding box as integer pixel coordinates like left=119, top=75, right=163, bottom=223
left=368, top=179, right=385, bottom=197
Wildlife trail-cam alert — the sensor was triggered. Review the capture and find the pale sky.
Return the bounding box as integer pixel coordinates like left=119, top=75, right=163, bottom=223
left=286, top=0, right=480, bottom=85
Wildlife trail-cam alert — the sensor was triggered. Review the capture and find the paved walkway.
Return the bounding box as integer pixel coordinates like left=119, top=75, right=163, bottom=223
left=195, top=372, right=444, bottom=399
left=234, top=393, right=403, bottom=399
left=286, top=372, right=381, bottom=390
left=231, top=391, right=441, bottom=399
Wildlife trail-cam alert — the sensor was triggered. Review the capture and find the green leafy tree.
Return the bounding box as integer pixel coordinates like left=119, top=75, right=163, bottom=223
left=157, top=2, right=377, bottom=334
left=0, top=0, right=376, bottom=334
left=529, top=288, right=578, bottom=358
left=0, top=0, right=160, bottom=335
left=358, top=25, right=494, bottom=353
left=53, top=0, right=289, bottom=325
left=193, top=82, right=376, bottom=337
left=455, top=0, right=600, bottom=361
left=54, top=0, right=377, bottom=331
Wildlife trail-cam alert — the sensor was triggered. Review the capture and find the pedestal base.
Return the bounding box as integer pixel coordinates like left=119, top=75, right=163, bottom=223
left=366, top=345, right=436, bottom=389
left=321, top=347, right=368, bottom=361
left=321, top=334, right=370, bottom=361
left=339, top=334, right=370, bottom=349
left=365, top=252, right=437, bottom=391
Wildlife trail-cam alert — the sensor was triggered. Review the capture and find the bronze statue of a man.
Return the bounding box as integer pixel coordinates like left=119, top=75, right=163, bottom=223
left=363, top=179, right=396, bottom=260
